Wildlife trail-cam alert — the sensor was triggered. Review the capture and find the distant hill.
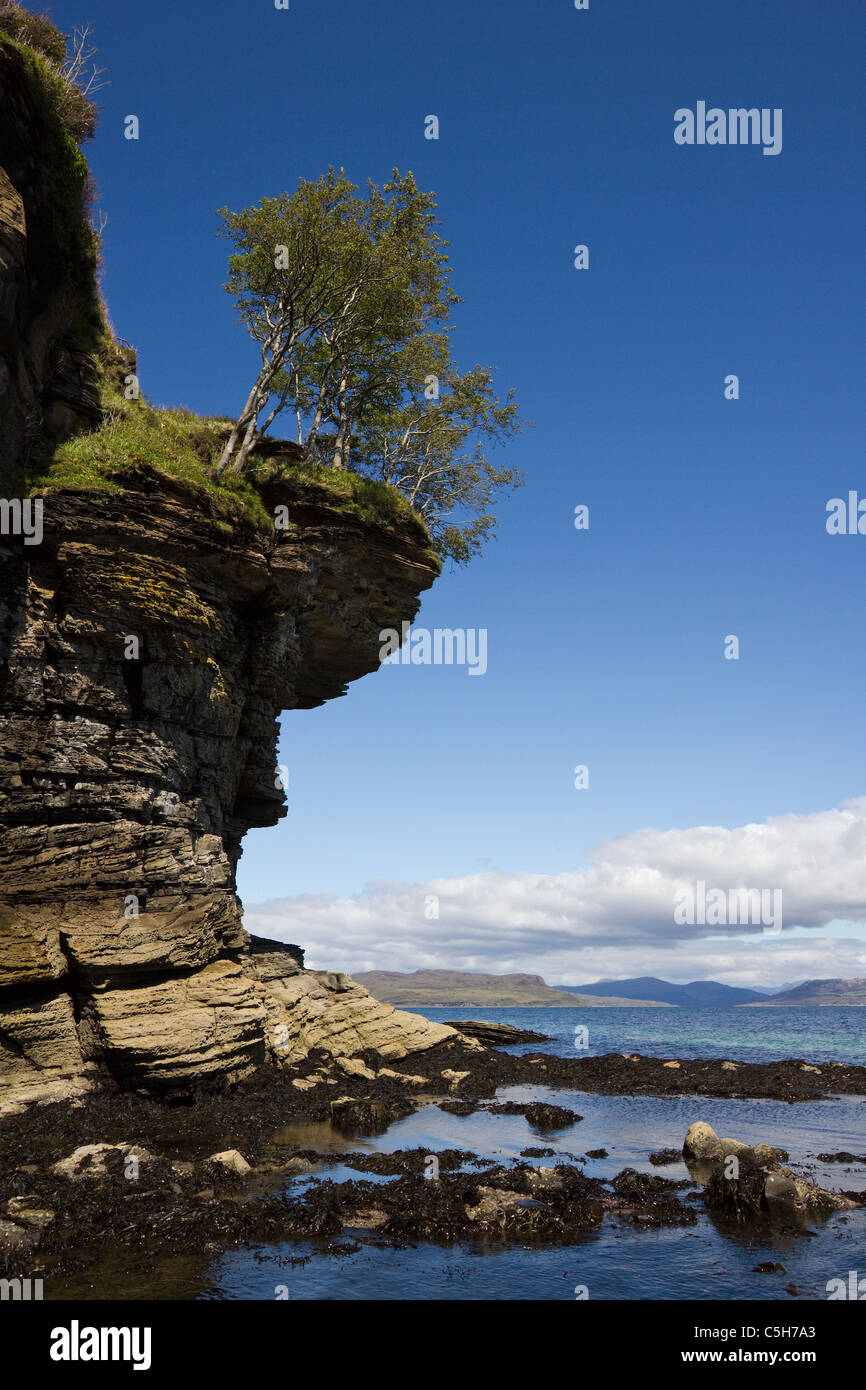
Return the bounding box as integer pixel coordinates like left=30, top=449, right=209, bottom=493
left=743, top=978, right=866, bottom=1006
left=354, top=969, right=671, bottom=1008
left=554, top=976, right=766, bottom=1007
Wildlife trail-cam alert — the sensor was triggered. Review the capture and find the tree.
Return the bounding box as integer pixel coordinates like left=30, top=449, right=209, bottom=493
left=215, top=167, right=525, bottom=562
left=214, top=168, right=454, bottom=477
left=354, top=336, right=523, bottom=562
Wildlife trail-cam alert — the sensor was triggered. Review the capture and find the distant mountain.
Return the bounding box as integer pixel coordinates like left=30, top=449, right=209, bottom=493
left=743, top=978, right=866, bottom=1006
left=554, top=976, right=766, bottom=1007
left=354, top=969, right=671, bottom=1008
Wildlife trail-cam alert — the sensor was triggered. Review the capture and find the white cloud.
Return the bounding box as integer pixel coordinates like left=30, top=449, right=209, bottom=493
left=244, top=799, right=866, bottom=987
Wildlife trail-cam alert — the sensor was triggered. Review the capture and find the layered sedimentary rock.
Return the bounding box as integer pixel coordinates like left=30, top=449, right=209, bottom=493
left=0, top=22, right=456, bottom=1114
left=0, top=467, right=452, bottom=1112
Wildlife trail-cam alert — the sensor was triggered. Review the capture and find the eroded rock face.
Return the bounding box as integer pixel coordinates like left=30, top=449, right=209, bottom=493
left=0, top=468, right=449, bottom=1111
left=0, top=28, right=454, bottom=1113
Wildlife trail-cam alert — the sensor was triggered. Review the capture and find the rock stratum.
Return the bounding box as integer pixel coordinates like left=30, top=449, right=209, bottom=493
left=0, top=463, right=455, bottom=1114
left=0, top=22, right=455, bottom=1115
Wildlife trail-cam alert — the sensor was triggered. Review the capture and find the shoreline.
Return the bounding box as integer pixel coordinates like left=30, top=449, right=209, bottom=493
left=2, top=1042, right=864, bottom=1295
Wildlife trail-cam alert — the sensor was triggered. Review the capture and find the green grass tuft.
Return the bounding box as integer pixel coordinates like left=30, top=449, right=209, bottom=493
left=31, top=401, right=439, bottom=557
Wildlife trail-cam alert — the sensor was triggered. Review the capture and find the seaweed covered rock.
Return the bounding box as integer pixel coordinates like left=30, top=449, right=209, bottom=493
left=683, top=1122, right=857, bottom=1221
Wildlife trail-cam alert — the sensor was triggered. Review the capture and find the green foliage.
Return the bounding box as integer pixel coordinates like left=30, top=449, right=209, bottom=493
left=0, top=2, right=66, bottom=63
left=0, top=3, right=102, bottom=141
left=355, top=338, right=524, bottom=562
left=30, top=404, right=272, bottom=529
left=31, top=401, right=434, bottom=546
left=216, top=166, right=458, bottom=477
left=218, top=167, right=525, bottom=560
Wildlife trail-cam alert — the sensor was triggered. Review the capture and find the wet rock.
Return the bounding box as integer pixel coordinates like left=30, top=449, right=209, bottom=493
left=525, top=1102, right=581, bottom=1131
left=0, top=1217, right=39, bottom=1251
left=538, top=1052, right=866, bottom=1101
left=683, top=1122, right=753, bottom=1163
left=486, top=1101, right=581, bottom=1131
left=377, top=1068, right=428, bottom=1087
left=282, top=1155, right=319, bottom=1176
left=6, top=1196, right=53, bottom=1229
left=438, top=1099, right=475, bottom=1116
left=329, top=1096, right=403, bottom=1135
left=334, top=1057, right=377, bottom=1081
left=51, top=1142, right=155, bottom=1181
left=753, top=1141, right=789, bottom=1164
left=649, top=1148, right=680, bottom=1166
left=207, top=1149, right=251, bottom=1176
left=444, top=1021, right=551, bottom=1046
left=340, top=1148, right=477, bottom=1177
left=466, top=1186, right=532, bottom=1223
left=526, top=1166, right=570, bottom=1193
left=684, top=1122, right=859, bottom=1221
left=609, top=1168, right=698, bottom=1227
left=585, top=1148, right=609, bottom=1159
left=344, top=1207, right=388, bottom=1229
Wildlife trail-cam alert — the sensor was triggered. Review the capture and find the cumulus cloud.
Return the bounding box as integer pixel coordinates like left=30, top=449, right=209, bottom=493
left=243, top=799, right=866, bottom=986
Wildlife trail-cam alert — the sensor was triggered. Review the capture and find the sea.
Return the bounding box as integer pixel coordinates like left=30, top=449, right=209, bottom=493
left=59, top=1007, right=866, bottom=1301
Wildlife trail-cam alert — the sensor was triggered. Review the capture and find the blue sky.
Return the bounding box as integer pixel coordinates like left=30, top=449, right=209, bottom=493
left=51, top=0, right=866, bottom=982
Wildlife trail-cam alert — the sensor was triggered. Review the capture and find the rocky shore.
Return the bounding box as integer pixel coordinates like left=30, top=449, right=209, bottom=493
left=1, top=1033, right=863, bottom=1292
left=0, top=17, right=863, bottom=1302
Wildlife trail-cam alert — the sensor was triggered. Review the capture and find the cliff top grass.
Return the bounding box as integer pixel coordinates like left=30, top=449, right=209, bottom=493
left=29, top=398, right=438, bottom=554
left=2, top=6, right=438, bottom=560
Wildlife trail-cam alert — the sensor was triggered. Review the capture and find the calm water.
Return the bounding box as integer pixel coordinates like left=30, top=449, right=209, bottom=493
left=407, top=1004, right=866, bottom=1067
left=202, top=1082, right=866, bottom=1300
left=196, top=1007, right=866, bottom=1301
left=56, top=1008, right=866, bottom=1300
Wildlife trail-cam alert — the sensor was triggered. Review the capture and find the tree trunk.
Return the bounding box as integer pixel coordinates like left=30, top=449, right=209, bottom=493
left=214, top=378, right=265, bottom=478
left=331, top=376, right=350, bottom=469
left=229, top=400, right=266, bottom=475
left=305, top=379, right=329, bottom=458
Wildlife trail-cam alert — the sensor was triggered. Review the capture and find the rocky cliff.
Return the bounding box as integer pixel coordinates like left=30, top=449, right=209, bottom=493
left=0, top=16, right=455, bottom=1115
left=0, top=465, right=456, bottom=1114
left=0, top=27, right=112, bottom=495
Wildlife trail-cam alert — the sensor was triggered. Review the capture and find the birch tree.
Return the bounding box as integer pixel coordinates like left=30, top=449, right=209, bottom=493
left=214, top=168, right=454, bottom=476
left=355, top=338, right=524, bottom=562
left=216, top=167, right=525, bottom=561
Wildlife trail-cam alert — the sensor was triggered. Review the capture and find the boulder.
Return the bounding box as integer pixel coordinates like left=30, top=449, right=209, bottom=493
left=683, top=1122, right=858, bottom=1219
left=51, top=1142, right=155, bottom=1181
left=329, top=1096, right=397, bottom=1136
left=207, top=1149, right=251, bottom=1176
